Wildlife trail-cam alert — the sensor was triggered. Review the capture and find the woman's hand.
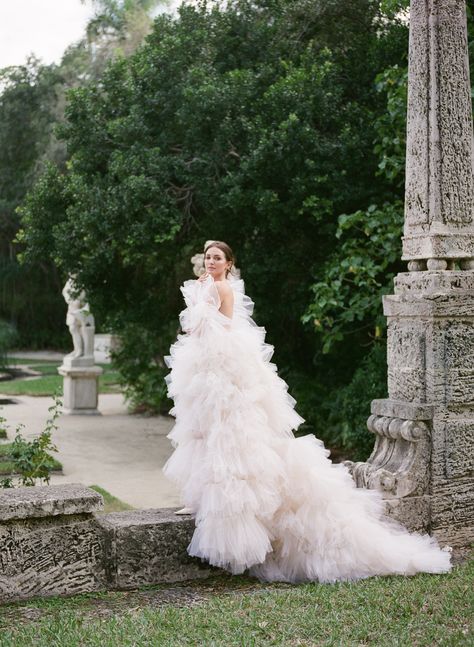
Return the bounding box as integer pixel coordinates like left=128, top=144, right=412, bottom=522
left=197, top=272, right=209, bottom=282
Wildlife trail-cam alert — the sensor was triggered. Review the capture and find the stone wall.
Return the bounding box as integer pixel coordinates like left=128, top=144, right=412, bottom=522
left=0, top=478, right=471, bottom=604
left=0, top=484, right=212, bottom=604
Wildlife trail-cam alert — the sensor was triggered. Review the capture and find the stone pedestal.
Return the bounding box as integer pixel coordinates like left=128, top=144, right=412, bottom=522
left=98, top=509, right=213, bottom=590
left=351, top=271, right=474, bottom=546
left=58, top=359, right=103, bottom=415
left=350, top=0, right=474, bottom=548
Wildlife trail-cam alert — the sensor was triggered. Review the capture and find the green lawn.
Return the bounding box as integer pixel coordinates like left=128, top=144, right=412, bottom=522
left=0, top=363, right=122, bottom=397
left=0, top=558, right=471, bottom=646
left=0, top=375, right=65, bottom=397
left=23, top=363, right=66, bottom=376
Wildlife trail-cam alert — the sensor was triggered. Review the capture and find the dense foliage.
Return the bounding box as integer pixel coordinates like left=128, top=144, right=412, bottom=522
left=0, top=1, right=163, bottom=349
left=0, top=60, right=68, bottom=348
left=16, top=0, right=474, bottom=456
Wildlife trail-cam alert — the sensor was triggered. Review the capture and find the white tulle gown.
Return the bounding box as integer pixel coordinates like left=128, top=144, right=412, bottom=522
left=163, top=275, right=451, bottom=583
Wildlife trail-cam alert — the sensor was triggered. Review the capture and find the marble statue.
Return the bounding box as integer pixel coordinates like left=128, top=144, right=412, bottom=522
left=59, top=277, right=102, bottom=414
left=62, top=277, right=95, bottom=361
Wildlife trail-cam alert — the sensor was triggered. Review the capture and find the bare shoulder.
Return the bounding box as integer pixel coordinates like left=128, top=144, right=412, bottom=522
left=214, top=280, right=233, bottom=297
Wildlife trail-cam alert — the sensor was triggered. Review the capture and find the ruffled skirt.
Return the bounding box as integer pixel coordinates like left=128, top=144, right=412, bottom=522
left=163, top=310, right=451, bottom=582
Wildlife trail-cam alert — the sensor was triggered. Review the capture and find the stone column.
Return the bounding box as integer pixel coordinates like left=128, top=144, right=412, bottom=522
left=350, top=0, right=474, bottom=548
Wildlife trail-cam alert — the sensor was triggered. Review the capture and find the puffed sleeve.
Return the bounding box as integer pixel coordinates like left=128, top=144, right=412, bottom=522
left=179, top=277, right=221, bottom=334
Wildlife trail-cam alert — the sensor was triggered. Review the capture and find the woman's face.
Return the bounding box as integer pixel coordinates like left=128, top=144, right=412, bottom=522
left=204, top=246, right=230, bottom=277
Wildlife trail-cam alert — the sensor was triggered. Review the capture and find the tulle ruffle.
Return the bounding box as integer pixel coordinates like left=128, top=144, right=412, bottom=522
left=163, top=275, right=452, bottom=582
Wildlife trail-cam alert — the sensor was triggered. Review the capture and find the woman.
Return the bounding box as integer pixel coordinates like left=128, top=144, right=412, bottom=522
left=163, top=241, right=451, bottom=583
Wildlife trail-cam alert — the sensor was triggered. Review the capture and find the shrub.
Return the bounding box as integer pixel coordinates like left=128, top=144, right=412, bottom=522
left=325, top=343, right=387, bottom=461
left=112, top=323, right=173, bottom=414
left=0, top=394, right=61, bottom=488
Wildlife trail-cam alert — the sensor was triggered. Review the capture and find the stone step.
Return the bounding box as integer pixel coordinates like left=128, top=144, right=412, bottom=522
left=0, top=484, right=212, bottom=604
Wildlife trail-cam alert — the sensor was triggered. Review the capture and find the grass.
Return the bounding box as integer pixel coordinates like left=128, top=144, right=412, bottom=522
left=23, top=363, right=64, bottom=376
left=4, top=358, right=57, bottom=366
left=0, top=362, right=122, bottom=397
left=0, top=375, right=65, bottom=397
left=0, top=558, right=471, bottom=646
left=88, top=484, right=134, bottom=513
left=0, top=443, right=62, bottom=476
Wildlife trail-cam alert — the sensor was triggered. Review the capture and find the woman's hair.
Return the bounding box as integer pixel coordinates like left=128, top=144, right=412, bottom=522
left=204, top=241, right=235, bottom=277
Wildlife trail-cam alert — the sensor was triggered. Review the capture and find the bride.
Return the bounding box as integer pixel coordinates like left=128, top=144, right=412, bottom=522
left=163, top=241, right=451, bottom=583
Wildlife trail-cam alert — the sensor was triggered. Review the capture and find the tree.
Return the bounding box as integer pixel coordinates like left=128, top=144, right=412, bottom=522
left=0, top=59, right=67, bottom=347
left=0, top=60, right=61, bottom=253
left=80, top=0, right=166, bottom=71
left=20, top=0, right=414, bottom=454
left=0, top=1, right=165, bottom=349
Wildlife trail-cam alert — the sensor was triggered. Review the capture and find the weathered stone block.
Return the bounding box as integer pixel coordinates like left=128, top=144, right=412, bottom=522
left=0, top=485, right=105, bottom=603
left=387, top=367, right=426, bottom=402
left=0, top=483, right=103, bottom=522
left=429, top=415, right=474, bottom=481
left=370, top=399, right=434, bottom=421
left=0, top=487, right=217, bottom=604
left=430, top=483, right=474, bottom=536
left=432, top=524, right=474, bottom=548
left=97, top=509, right=213, bottom=590
left=440, top=322, right=474, bottom=369
left=444, top=370, right=474, bottom=406
left=395, top=271, right=474, bottom=295
left=0, top=515, right=105, bottom=602
left=383, top=496, right=431, bottom=533
left=444, top=421, right=474, bottom=478
left=386, top=321, right=426, bottom=369
left=384, top=291, right=474, bottom=318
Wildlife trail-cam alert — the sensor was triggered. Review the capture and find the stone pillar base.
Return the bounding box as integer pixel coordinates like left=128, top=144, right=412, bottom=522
left=58, top=364, right=103, bottom=415
left=350, top=269, right=474, bottom=549
left=383, top=496, right=431, bottom=533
